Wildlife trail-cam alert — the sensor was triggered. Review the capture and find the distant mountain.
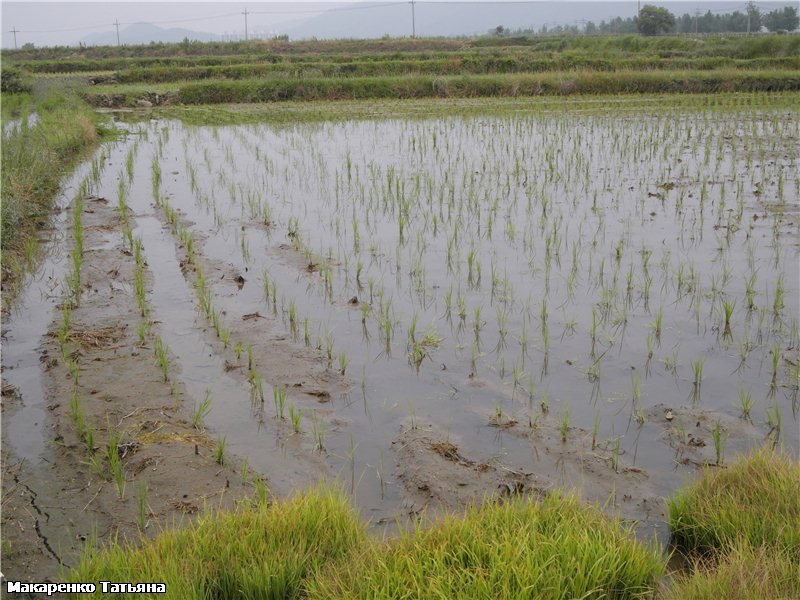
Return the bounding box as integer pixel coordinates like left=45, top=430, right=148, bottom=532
left=81, top=22, right=217, bottom=46
left=281, top=1, right=794, bottom=39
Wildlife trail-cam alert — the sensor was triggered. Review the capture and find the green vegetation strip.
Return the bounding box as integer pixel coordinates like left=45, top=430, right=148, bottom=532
left=69, top=488, right=662, bottom=599
left=69, top=486, right=365, bottom=599
left=67, top=449, right=798, bottom=598
left=149, top=92, right=800, bottom=126
left=667, top=448, right=800, bottom=558
left=83, top=70, right=800, bottom=107
left=1, top=92, right=104, bottom=297
left=666, top=542, right=800, bottom=600
left=310, top=492, right=663, bottom=599
left=110, top=56, right=800, bottom=84
left=7, top=33, right=800, bottom=67
left=666, top=449, right=800, bottom=599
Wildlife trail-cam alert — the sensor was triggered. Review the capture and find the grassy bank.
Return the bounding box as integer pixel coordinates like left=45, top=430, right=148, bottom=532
left=69, top=488, right=663, bottom=599
left=69, top=486, right=366, bottom=599
left=150, top=92, right=800, bottom=126
left=107, top=56, right=800, bottom=84
left=0, top=92, right=105, bottom=301
left=666, top=449, right=800, bottom=599
left=66, top=449, right=798, bottom=598
left=309, top=492, right=663, bottom=598
left=667, top=448, right=800, bottom=558
left=82, top=70, right=800, bottom=107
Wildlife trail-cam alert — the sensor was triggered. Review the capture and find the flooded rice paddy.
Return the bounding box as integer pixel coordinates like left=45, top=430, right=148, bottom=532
left=4, top=103, right=799, bottom=547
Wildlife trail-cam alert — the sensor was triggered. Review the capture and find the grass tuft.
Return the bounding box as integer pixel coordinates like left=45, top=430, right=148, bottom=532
left=310, top=492, right=663, bottom=599
left=69, top=485, right=365, bottom=599
left=667, top=447, right=800, bottom=559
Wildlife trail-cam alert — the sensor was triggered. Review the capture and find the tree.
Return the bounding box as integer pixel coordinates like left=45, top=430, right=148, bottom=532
left=745, top=1, right=762, bottom=32
left=637, top=5, right=676, bottom=36
left=763, top=6, right=799, bottom=31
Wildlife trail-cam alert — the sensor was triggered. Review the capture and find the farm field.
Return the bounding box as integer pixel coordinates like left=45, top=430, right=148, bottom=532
left=2, top=34, right=799, bottom=596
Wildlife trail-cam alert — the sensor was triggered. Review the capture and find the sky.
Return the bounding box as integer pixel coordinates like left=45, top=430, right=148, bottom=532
left=1, top=1, right=789, bottom=48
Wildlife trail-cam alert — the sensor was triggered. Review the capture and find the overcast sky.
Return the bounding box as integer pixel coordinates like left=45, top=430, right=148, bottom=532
left=1, top=1, right=786, bottom=48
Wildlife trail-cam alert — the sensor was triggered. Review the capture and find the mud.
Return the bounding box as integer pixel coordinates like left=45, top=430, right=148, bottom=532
left=0, top=192, right=335, bottom=582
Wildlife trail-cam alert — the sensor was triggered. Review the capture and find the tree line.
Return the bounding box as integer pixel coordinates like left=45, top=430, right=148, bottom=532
left=493, top=4, right=799, bottom=37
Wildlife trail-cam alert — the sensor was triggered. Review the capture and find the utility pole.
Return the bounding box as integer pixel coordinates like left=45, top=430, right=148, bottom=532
left=10, top=26, right=18, bottom=49
left=411, top=0, right=416, bottom=37
left=746, top=1, right=755, bottom=35
left=114, top=20, right=121, bottom=46
left=694, top=10, right=700, bottom=34
left=243, top=8, right=249, bottom=41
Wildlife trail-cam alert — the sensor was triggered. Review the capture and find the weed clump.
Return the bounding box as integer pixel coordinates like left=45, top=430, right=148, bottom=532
left=667, top=447, right=800, bottom=558
left=69, top=486, right=365, bottom=599
left=310, top=492, right=663, bottom=599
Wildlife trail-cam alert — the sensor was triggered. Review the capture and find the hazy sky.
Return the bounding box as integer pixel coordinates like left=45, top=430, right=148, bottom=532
left=0, top=1, right=780, bottom=48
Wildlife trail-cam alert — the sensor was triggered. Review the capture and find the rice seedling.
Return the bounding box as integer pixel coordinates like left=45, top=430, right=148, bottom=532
left=289, top=405, right=302, bottom=434
left=136, top=483, right=149, bottom=531
left=610, top=435, right=621, bottom=473
left=273, top=384, right=287, bottom=419
left=692, top=358, right=704, bottom=390
left=153, top=335, right=170, bottom=382
left=711, top=419, right=725, bottom=465
left=772, top=274, right=785, bottom=317
left=591, top=412, right=600, bottom=450
left=770, top=344, right=781, bottom=387
left=250, top=370, right=264, bottom=403
left=559, top=408, right=570, bottom=442
left=652, top=307, right=663, bottom=341
left=737, top=387, right=754, bottom=420
left=213, top=436, right=227, bottom=465
left=766, top=399, right=782, bottom=443
left=722, top=299, right=736, bottom=337
left=106, top=419, right=125, bottom=499
left=193, top=390, right=212, bottom=430
left=312, top=413, right=326, bottom=452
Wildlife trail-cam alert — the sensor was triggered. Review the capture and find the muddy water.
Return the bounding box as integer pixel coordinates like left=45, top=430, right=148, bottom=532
left=2, top=159, right=92, bottom=462
left=4, top=107, right=799, bottom=548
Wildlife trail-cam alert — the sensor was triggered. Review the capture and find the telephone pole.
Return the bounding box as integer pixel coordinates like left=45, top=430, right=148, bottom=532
left=114, top=20, right=120, bottom=46
left=10, top=26, right=18, bottom=49
left=411, top=0, right=416, bottom=37
left=242, top=8, right=249, bottom=41
left=694, top=9, right=700, bottom=34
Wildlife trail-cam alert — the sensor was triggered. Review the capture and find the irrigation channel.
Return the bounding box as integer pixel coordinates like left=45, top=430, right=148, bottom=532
left=3, top=103, right=798, bottom=557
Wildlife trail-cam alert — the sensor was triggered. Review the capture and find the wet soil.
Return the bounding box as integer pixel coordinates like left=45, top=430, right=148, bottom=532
left=0, top=193, right=336, bottom=582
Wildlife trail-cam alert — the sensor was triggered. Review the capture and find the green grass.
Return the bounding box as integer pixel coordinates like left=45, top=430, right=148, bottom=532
left=667, top=448, right=800, bottom=558
left=6, top=33, right=799, bottom=65
left=68, top=486, right=366, bottom=599
left=82, top=70, right=800, bottom=107
left=1, top=91, right=105, bottom=301
left=68, top=487, right=664, bottom=599
left=143, top=92, right=798, bottom=127
left=666, top=542, right=800, bottom=600
left=310, top=492, right=664, bottom=599
left=65, top=450, right=800, bottom=598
